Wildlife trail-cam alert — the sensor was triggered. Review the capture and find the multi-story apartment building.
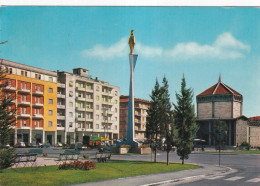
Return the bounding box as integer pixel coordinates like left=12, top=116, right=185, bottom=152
left=0, top=59, right=57, bottom=146
left=120, top=95, right=150, bottom=142
left=57, top=68, right=120, bottom=144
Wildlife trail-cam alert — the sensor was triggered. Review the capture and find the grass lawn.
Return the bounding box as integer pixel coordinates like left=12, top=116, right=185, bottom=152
left=0, top=160, right=200, bottom=186
left=198, top=150, right=260, bottom=154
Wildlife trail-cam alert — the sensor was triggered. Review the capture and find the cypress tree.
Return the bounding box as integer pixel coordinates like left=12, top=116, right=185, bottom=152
left=173, top=74, right=198, bottom=164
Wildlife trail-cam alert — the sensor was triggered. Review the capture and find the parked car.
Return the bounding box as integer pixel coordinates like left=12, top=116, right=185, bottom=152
left=75, top=142, right=83, bottom=150
left=15, top=142, right=26, bottom=148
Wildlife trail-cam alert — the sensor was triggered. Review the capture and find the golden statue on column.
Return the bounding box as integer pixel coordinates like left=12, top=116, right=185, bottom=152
left=128, top=30, right=135, bottom=54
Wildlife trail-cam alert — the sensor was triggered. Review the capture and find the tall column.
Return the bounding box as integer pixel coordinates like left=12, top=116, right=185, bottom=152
left=14, top=129, right=17, bottom=145
left=64, top=131, right=67, bottom=144
left=54, top=131, right=57, bottom=145
left=126, top=54, right=138, bottom=143
left=29, top=129, right=32, bottom=143
left=42, top=131, right=45, bottom=144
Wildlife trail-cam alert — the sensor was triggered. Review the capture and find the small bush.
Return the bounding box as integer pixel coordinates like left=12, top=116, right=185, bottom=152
left=138, top=144, right=150, bottom=148
left=240, top=141, right=250, bottom=147
left=120, top=145, right=131, bottom=148
left=83, top=154, right=89, bottom=159
left=0, top=148, right=16, bottom=170
left=43, top=153, right=48, bottom=157
left=58, top=161, right=96, bottom=170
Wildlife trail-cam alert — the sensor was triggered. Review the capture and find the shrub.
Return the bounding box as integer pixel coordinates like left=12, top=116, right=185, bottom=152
left=83, top=154, right=89, bottom=159
left=43, top=153, right=48, bottom=157
left=120, top=145, right=131, bottom=148
left=138, top=144, right=150, bottom=148
left=240, top=141, right=250, bottom=147
left=0, top=148, right=15, bottom=170
left=58, top=161, right=96, bottom=170
left=24, top=150, right=29, bottom=154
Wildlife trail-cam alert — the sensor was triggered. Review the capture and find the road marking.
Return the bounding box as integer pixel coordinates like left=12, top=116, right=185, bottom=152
left=207, top=175, right=225, bottom=180
left=225, top=176, right=244, bottom=181
left=246, top=178, right=260, bottom=183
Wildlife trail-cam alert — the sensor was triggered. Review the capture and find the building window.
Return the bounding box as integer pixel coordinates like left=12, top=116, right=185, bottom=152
left=114, top=99, right=118, bottom=104
left=69, top=122, right=73, bottom=127
left=48, top=99, right=53, bottom=104
left=115, top=125, right=117, bottom=130
left=69, top=81, right=73, bottom=87
left=96, top=124, right=99, bottom=129
left=48, top=121, right=53, bottom=127
left=115, top=108, right=118, bottom=113
left=49, top=77, right=53, bottom=82
left=69, top=112, right=73, bottom=117
left=96, top=96, right=99, bottom=101
left=25, top=71, right=28, bottom=77
left=38, top=74, right=41, bottom=80
left=96, top=114, right=99, bottom=120
left=21, top=71, right=24, bottom=76
left=115, top=117, right=118, bottom=121
left=8, top=68, right=12, bottom=74
left=96, top=86, right=100, bottom=91
left=115, top=91, right=118, bottom=96
left=96, top=105, right=99, bottom=110
left=48, top=110, right=53, bottom=116
left=48, top=88, right=53, bottom=93
left=69, top=91, right=73, bottom=97
left=69, top=102, right=73, bottom=107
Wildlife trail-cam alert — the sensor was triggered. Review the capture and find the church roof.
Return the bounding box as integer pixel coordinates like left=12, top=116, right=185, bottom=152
left=198, top=76, right=242, bottom=96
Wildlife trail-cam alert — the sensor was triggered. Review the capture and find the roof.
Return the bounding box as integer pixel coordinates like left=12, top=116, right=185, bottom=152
left=198, top=76, right=242, bottom=96
left=249, top=116, right=260, bottom=121
left=120, top=95, right=150, bottom=103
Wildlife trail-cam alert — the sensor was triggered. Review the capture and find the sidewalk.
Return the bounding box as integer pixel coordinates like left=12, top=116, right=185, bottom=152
left=71, top=163, right=233, bottom=186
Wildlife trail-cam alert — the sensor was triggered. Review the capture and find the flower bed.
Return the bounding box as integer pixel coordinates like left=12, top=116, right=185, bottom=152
left=58, top=161, right=96, bottom=170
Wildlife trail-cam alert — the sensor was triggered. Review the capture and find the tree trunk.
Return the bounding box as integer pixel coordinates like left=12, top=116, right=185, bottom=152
left=182, top=158, right=184, bottom=165
left=166, top=151, right=169, bottom=165
left=154, top=148, right=157, bottom=162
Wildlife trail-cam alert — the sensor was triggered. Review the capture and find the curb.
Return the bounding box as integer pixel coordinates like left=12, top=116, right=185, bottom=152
left=141, top=165, right=235, bottom=186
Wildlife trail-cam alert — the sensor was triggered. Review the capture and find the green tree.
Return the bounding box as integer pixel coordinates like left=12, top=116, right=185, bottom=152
left=213, top=120, right=228, bottom=148
left=173, top=75, right=198, bottom=164
left=160, top=76, right=174, bottom=165
left=0, top=64, right=16, bottom=170
left=146, top=78, right=162, bottom=162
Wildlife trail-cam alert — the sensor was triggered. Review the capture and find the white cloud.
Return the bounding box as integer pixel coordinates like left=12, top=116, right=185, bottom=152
left=81, top=37, right=128, bottom=61
left=81, top=32, right=250, bottom=61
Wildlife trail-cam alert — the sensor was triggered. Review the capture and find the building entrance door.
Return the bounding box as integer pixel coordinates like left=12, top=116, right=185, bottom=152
left=23, top=133, right=29, bottom=144
left=47, top=135, right=52, bottom=145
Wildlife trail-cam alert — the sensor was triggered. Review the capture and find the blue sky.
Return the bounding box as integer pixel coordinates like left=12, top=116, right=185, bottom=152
left=0, top=7, right=260, bottom=117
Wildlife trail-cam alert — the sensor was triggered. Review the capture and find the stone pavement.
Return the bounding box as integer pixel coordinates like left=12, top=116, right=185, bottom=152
left=71, top=163, right=233, bottom=186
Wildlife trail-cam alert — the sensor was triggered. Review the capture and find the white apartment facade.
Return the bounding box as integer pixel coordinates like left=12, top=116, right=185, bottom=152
left=57, top=68, right=120, bottom=145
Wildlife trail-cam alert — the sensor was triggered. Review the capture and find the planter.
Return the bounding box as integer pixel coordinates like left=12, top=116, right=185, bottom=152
left=139, top=147, right=152, bottom=154
left=119, top=148, right=130, bottom=154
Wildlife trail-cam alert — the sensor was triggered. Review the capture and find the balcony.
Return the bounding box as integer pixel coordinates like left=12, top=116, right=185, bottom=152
left=57, top=126, right=65, bottom=130
left=76, top=117, right=86, bottom=122
left=85, top=88, right=93, bottom=93
left=85, top=98, right=93, bottom=102
left=76, top=107, right=85, bottom=111
left=33, top=114, right=43, bottom=118
left=34, top=126, right=43, bottom=130
left=57, top=104, right=65, bottom=109
left=3, top=86, right=16, bottom=91
left=76, top=96, right=85, bottom=101
left=76, top=86, right=85, bottom=91
left=20, top=126, right=30, bottom=129
left=18, top=101, right=30, bottom=105
left=85, top=108, right=93, bottom=112
left=57, top=93, right=65, bottom=98
left=18, top=113, right=30, bottom=118
left=57, top=115, right=65, bottom=120
left=32, top=90, right=43, bottom=95
left=18, top=88, right=30, bottom=93
left=86, top=118, right=93, bottom=122
left=33, top=102, right=44, bottom=107
left=57, top=83, right=65, bottom=88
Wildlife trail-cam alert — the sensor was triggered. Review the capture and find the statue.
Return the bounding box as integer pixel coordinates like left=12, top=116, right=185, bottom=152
left=128, top=30, right=135, bottom=54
